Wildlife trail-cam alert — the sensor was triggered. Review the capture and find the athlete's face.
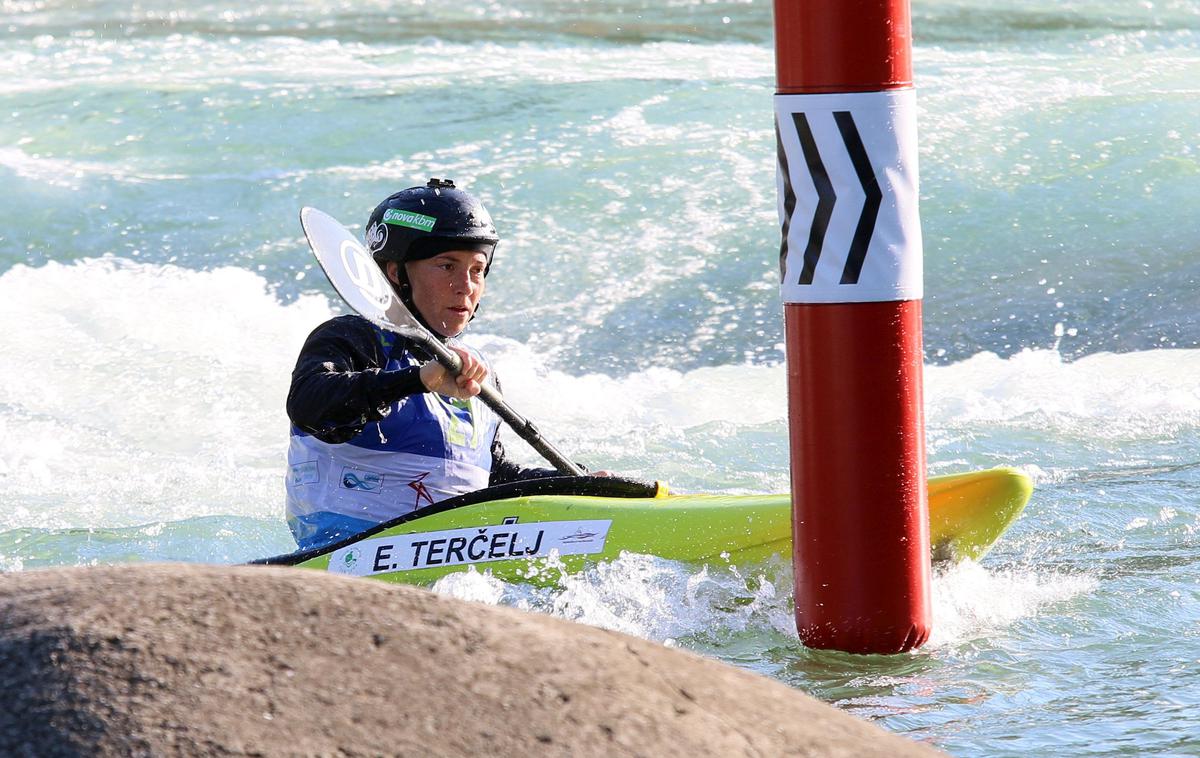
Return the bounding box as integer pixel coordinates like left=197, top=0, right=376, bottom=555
left=390, top=251, right=488, bottom=337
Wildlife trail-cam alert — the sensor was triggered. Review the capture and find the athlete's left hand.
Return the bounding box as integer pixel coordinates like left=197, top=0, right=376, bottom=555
left=420, top=346, right=487, bottom=399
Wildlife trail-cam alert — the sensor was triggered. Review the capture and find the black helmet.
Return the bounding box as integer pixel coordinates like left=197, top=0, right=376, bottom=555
left=365, top=178, right=499, bottom=274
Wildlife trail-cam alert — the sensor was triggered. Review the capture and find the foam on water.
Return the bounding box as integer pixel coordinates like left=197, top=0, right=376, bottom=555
left=927, top=348, right=1200, bottom=434
left=3, top=257, right=1198, bottom=531
left=927, top=560, right=1099, bottom=647
left=430, top=549, right=1099, bottom=660
left=433, top=553, right=797, bottom=647
left=0, top=257, right=329, bottom=529
left=0, top=35, right=770, bottom=98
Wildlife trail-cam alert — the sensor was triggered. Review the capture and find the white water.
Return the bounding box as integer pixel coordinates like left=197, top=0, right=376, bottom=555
left=7, top=258, right=1197, bottom=533
left=5, top=1, right=1200, bottom=752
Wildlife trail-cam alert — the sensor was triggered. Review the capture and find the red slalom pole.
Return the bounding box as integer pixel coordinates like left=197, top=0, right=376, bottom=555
left=774, top=0, right=931, bottom=653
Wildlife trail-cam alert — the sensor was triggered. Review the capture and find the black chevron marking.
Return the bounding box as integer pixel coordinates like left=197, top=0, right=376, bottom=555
left=833, top=111, right=882, bottom=285
left=775, top=118, right=796, bottom=279
left=793, top=112, right=836, bottom=285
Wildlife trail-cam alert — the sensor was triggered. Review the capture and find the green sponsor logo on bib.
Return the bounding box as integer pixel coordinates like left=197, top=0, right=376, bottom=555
left=382, top=208, right=437, bottom=232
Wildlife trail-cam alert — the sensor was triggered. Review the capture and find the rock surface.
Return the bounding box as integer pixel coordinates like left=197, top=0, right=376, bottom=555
left=0, top=563, right=942, bottom=757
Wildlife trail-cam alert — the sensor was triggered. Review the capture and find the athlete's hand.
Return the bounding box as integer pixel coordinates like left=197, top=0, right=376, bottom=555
left=420, top=346, right=487, bottom=399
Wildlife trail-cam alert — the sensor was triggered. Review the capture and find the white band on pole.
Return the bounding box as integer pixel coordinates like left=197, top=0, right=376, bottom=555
left=775, top=89, right=923, bottom=304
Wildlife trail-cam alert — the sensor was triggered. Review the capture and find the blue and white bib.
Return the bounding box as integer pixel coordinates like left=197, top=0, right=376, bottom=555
left=285, top=331, right=500, bottom=550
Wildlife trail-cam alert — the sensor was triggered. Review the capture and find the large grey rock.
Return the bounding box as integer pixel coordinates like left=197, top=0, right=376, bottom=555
left=0, top=563, right=943, bottom=757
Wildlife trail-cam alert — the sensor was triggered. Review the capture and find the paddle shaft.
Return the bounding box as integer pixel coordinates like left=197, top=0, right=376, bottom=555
left=414, top=333, right=585, bottom=476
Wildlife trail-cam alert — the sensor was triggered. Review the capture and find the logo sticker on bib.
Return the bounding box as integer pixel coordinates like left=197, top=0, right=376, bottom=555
left=327, top=518, right=613, bottom=576
left=290, top=461, right=320, bottom=486
left=341, top=466, right=384, bottom=493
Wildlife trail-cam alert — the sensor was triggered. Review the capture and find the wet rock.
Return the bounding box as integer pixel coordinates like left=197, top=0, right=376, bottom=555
left=0, top=564, right=942, bottom=757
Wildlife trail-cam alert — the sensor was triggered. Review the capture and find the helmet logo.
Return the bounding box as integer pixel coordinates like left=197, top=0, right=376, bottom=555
left=382, top=208, right=437, bottom=233
left=365, top=221, right=388, bottom=253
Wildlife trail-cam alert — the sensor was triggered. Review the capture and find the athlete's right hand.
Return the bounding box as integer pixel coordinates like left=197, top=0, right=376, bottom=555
left=420, top=346, right=487, bottom=399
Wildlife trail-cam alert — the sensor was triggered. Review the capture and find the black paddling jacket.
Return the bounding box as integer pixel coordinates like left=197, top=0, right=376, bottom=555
left=286, top=314, right=559, bottom=487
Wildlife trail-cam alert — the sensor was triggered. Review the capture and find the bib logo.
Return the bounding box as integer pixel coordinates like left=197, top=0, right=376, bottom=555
left=289, top=460, right=319, bottom=486
left=341, top=466, right=384, bottom=494
left=407, top=471, right=435, bottom=509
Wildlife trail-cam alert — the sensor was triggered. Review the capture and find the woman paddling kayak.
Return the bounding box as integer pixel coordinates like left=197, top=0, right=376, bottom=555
left=285, top=179, right=601, bottom=551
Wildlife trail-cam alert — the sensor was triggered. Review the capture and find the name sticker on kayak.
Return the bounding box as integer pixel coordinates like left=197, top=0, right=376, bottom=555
left=326, top=519, right=612, bottom=577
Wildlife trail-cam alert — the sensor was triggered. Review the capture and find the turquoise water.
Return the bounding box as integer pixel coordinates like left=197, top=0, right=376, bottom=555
left=2, top=1, right=1199, bottom=754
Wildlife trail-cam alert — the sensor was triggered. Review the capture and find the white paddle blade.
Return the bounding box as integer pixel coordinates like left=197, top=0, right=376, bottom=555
left=299, top=207, right=422, bottom=337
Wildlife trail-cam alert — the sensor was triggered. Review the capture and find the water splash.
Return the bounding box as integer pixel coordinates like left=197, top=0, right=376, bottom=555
left=928, top=560, right=1099, bottom=647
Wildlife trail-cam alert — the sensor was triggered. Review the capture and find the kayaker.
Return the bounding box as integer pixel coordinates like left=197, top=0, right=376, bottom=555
left=285, top=178, right=593, bottom=550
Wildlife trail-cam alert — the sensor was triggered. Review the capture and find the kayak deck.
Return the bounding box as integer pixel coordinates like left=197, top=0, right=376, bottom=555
left=254, top=468, right=1031, bottom=586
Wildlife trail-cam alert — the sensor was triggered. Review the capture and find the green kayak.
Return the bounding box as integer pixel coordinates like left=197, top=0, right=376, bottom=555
left=254, top=468, right=1031, bottom=586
